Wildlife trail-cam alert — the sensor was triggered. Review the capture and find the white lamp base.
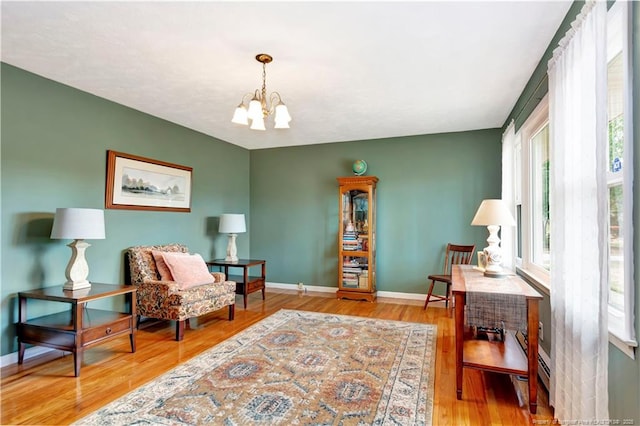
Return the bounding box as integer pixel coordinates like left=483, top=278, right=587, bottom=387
left=225, top=233, right=239, bottom=262
left=482, top=225, right=506, bottom=278
left=62, top=239, right=92, bottom=291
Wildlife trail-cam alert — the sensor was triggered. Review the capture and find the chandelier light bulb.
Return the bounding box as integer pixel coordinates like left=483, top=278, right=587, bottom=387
left=275, top=103, right=291, bottom=122
left=247, top=96, right=263, bottom=121
left=250, top=116, right=266, bottom=131
left=274, top=103, right=291, bottom=129
left=231, top=104, right=249, bottom=125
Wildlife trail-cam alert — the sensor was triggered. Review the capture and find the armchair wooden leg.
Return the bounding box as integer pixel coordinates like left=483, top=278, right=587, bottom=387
left=176, top=320, right=186, bottom=341
left=228, top=304, right=235, bottom=321
left=424, top=280, right=436, bottom=310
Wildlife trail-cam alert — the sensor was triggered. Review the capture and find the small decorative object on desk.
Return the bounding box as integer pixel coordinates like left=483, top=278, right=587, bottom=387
left=352, top=159, right=367, bottom=176
left=477, top=251, right=487, bottom=271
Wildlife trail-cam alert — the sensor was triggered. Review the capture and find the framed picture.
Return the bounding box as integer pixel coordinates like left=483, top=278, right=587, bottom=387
left=477, top=251, right=487, bottom=271
left=105, top=150, right=192, bottom=212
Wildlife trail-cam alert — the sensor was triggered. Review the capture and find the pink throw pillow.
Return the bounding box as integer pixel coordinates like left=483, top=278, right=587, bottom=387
left=161, top=252, right=214, bottom=290
left=152, top=250, right=188, bottom=281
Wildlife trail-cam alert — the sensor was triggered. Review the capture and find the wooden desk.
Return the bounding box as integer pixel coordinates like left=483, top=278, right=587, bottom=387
left=452, top=265, right=542, bottom=413
left=207, top=259, right=266, bottom=309
left=17, top=283, right=136, bottom=377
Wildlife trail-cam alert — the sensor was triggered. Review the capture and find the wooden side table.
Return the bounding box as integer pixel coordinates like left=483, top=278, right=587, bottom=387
left=207, top=259, right=266, bottom=309
left=17, top=283, right=136, bottom=377
left=452, top=265, right=543, bottom=413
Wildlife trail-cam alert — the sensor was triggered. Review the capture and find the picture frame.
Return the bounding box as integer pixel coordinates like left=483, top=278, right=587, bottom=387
left=477, top=251, right=487, bottom=271
left=105, top=150, right=192, bottom=212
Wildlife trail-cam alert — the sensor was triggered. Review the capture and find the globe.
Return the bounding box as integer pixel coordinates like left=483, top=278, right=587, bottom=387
left=352, top=160, right=367, bottom=176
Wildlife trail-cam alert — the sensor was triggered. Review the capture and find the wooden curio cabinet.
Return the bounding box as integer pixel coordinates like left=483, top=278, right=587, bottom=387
left=336, top=176, right=378, bottom=301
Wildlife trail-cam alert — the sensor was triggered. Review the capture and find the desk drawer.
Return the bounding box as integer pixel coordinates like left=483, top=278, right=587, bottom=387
left=82, top=316, right=132, bottom=346
left=247, top=279, right=265, bottom=292
left=19, top=324, right=75, bottom=348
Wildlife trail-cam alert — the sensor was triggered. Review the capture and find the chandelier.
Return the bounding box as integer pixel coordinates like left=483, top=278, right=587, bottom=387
left=231, top=53, right=292, bottom=130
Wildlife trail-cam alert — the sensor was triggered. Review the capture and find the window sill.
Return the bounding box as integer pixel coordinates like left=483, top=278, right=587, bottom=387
left=608, top=330, right=637, bottom=359
left=517, top=269, right=637, bottom=359
left=515, top=267, right=550, bottom=296
left=608, top=309, right=638, bottom=359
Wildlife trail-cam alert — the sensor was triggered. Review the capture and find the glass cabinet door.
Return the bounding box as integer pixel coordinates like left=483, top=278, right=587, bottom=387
left=337, top=177, right=377, bottom=301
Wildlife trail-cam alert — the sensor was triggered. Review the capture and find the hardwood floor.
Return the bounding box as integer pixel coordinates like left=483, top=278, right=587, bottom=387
left=1, top=289, right=554, bottom=425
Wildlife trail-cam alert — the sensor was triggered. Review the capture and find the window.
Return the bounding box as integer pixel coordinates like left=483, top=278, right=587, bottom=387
left=510, top=0, right=635, bottom=357
left=606, top=1, right=636, bottom=355
left=514, top=96, right=550, bottom=284
left=531, top=125, right=550, bottom=270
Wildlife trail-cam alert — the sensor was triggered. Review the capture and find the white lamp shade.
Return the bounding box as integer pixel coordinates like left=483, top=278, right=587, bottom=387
left=219, top=214, right=246, bottom=234
left=51, top=208, right=105, bottom=239
left=274, top=118, right=290, bottom=129
left=247, top=99, right=263, bottom=121
left=275, top=103, right=292, bottom=122
left=250, top=116, right=266, bottom=131
left=231, top=105, right=249, bottom=125
left=471, top=199, right=516, bottom=226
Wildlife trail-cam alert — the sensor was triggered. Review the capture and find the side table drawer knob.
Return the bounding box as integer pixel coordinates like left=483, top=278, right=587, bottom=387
left=106, top=327, right=112, bottom=335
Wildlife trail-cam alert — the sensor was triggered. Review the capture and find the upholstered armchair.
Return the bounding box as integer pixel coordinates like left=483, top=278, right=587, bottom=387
left=125, top=243, right=235, bottom=341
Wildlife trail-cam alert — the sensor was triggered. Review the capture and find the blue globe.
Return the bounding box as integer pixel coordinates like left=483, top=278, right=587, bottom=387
left=352, top=160, right=367, bottom=176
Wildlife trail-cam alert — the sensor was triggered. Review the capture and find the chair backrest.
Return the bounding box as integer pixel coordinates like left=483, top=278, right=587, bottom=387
left=442, top=243, right=476, bottom=275
left=125, top=243, right=188, bottom=285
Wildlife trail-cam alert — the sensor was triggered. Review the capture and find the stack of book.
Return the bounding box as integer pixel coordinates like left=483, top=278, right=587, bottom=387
left=342, top=271, right=359, bottom=288
left=342, top=258, right=369, bottom=289
left=343, top=230, right=360, bottom=251
left=358, top=270, right=369, bottom=288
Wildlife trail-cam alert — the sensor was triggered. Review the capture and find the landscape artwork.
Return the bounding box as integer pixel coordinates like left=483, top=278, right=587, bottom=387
left=105, top=150, right=192, bottom=212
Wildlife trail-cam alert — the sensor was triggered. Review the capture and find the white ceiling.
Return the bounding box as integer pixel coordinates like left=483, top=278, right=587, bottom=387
left=1, top=1, right=572, bottom=150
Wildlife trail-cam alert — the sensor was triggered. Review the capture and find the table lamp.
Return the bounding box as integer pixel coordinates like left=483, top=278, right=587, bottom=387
left=50, top=208, right=106, bottom=290
left=471, top=199, right=515, bottom=277
left=219, top=214, right=246, bottom=262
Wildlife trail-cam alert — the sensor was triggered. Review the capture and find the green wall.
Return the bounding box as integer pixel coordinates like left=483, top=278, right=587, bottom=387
left=0, top=63, right=251, bottom=356
left=249, top=131, right=502, bottom=292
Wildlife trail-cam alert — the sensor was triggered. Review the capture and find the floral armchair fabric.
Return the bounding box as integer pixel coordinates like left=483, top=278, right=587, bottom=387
left=125, top=243, right=236, bottom=341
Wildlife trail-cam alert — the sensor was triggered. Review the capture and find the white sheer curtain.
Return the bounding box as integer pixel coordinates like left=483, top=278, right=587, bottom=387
left=501, top=120, right=516, bottom=271
left=547, top=0, right=609, bottom=421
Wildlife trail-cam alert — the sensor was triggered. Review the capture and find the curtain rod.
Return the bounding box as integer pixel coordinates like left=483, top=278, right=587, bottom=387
left=512, top=73, right=549, bottom=124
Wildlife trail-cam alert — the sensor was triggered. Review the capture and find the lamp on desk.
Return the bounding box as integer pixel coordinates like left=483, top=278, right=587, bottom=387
left=471, top=199, right=515, bottom=278
left=219, top=214, right=246, bottom=262
left=50, top=208, right=105, bottom=291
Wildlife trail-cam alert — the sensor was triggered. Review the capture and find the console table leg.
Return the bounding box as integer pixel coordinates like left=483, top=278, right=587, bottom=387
left=130, top=333, right=136, bottom=353
left=18, top=342, right=25, bottom=365
left=527, top=299, right=540, bottom=413
left=454, top=292, right=465, bottom=400
left=18, top=296, right=26, bottom=364
left=74, top=349, right=82, bottom=377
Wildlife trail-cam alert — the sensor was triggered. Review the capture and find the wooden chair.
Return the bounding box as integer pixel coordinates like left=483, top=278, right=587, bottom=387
left=424, top=243, right=475, bottom=310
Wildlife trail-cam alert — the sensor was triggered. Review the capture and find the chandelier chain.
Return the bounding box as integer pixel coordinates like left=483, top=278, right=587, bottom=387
left=261, top=62, right=268, bottom=116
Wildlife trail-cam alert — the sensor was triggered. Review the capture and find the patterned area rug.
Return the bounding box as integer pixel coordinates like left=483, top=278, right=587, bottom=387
left=75, top=309, right=437, bottom=425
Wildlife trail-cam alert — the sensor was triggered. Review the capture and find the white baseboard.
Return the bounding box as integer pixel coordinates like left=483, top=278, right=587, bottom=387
left=376, top=290, right=426, bottom=301
left=265, top=282, right=429, bottom=301
left=265, top=282, right=336, bottom=293
left=0, top=346, right=67, bottom=368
